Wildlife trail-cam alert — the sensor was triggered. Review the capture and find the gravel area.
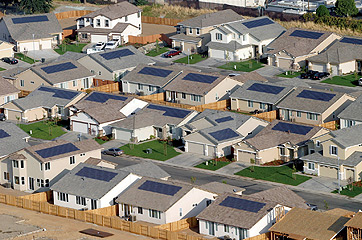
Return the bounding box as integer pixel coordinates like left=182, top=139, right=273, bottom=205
left=0, top=214, right=42, bottom=239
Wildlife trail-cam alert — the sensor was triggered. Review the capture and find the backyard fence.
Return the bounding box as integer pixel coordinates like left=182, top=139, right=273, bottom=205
left=129, top=33, right=172, bottom=45
left=139, top=92, right=165, bottom=101
left=190, top=99, right=230, bottom=112
left=19, top=90, right=31, bottom=98
left=245, top=232, right=270, bottom=240
left=93, top=78, right=115, bottom=87
left=319, top=120, right=339, bottom=131
left=86, top=205, right=119, bottom=217
left=63, top=29, right=76, bottom=39
left=142, top=16, right=181, bottom=26
left=55, top=10, right=93, bottom=20
left=156, top=217, right=198, bottom=231
left=252, top=110, right=278, bottom=122
left=19, top=191, right=52, bottom=202
left=82, top=82, right=119, bottom=93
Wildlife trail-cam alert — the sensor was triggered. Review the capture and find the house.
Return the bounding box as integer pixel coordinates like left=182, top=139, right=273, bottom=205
left=233, top=120, right=329, bottom=164
left=77, top=2, right=142, bottom=44
left=70, top=91, right=148, bottom=136
left=307, top=36, right=362, bottom=75
left=111, top=103, right=198, bottom=141
left=0, top=13, right=62, bottom=52
left=0, top=139, right=102, bottom=192
left=183, top=109, right=268, bottom=157
left=115, top=178, right=217, bottom=224
left=0, top=41, right=14, bottom=58
left=0, top=77, right=19, bottom=106
left=3, top=86, right=85, bottom=122
left=119, top=162, right=170, bottom=180
left=230, top=80, right=295, bottom=113
left=0, top=122, right=30, bottom=159
left=207, top=16, right=285, bottom=61
left=269, top=208, right=350, bottom=240
left=51, top=163, right=141, bottom=210
left=266, top=28, right=340, bottom=70
left=84, top=157, right=118, bottom=169
left=345, top=211, right=362, bottom=240
left=301, top=124, right=362, bottom=181
left=277, top=87, right=354, bottom=125
left=170, top=9, right=243, bottom=53
left=338, top=94, right=362, bottom=129
left=200, top=182, right=245, bottom=195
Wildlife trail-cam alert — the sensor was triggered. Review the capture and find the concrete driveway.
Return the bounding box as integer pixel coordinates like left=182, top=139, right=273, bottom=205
left=166, top=152, right=210, bottom=167
left=53, top=131, right=93, bottom=142
left=26, top=49, right=60, bottom=61
left=298, top=175, right=347, bottom=193
left=0, top=59, right=31, bottom=71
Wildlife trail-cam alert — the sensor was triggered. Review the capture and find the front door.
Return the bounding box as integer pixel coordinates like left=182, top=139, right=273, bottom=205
left=28, top=177, right=34, bottom=191
left=91, top=199, right=97, bottom=210
left=171, top=91, right=176, bottom=102
left=289, top=149, right=294, bottom=160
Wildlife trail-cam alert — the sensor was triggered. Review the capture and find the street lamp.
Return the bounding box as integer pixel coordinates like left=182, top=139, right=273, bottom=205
left=338, top=156, right=341, bottom=194
left=32, top=34, right=35, bottom=64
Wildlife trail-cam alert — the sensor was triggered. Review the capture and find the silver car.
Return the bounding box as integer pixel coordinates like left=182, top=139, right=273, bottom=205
left=102, top=148, right=124, bottom=156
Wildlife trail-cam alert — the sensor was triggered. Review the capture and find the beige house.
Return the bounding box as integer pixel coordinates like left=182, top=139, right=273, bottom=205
left=0, top=41, right=14, bottom=58
left=0, top=76, right=19, bottom=106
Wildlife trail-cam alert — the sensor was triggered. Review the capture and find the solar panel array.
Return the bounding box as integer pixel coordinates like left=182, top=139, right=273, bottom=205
left=209, top=128, right=239, bottom=141
left=35, top=143, right=80, bottom=159
left=138, top=180, right=182, bottom=196
left=85, top=92, right=127, bottom=103
left=340, top=37, right=362, bottom=45
left=219, top=196, right=266, bottom=213
left=242, top=18, right=274, bottom=29
left=182, top=73, right=218, bottom=84
left=38, top=86, right=78, bottom=100
left=272, top=122, right=313, bottom=135
left=138, top=67, right=173, bottom=78
left=147, top=104, right=191, bottom=118
left=75, top=166, right=117, bottom=182
left=290, top=30, right=323, bottom=39
left=41, top=62, right=77, bottom=74
left=100, top=49, right=135, bottom=60
left=215, top=116, right=234, bottom=123
left=0, top=129, right=10, bottom=139
left=12, top=15, right=49, bottom=24
left=297, top=89, right=336, bottom=102
left=247, top=83, right=285, bottom=95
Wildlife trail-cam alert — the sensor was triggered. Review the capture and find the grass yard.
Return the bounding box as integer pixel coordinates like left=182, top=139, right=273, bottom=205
left=54, top=43, right=87, bottom=55
left=14, top=53, right=36, bottom=64
left=173, top=54, right=206, bottom=64
left=235, top=165, right=311, bottom=186
left=218, top=60, right=264, bottom=72
left=321, top=74, right=358, bottom=87
left=94, top=138, right=108, bottom=145
left=18, top=121, right=66, bottom=140
left=195, top=160, right=231, bottom=171
left=277, top=71, right=301, bottom=78
left=146, top=47, right=169, bottom=57
left=120, top=140, right=181, bottom=161
left=332, top=184, right=362, bottom=197
left=0, top=67, right=6, bottom=71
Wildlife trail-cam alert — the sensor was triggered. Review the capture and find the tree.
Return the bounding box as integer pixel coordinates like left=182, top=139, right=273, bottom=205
left=250, top=158, right=255, bottom=172
left=335, top=0, right=358, bottom=17
left=1, top=0, right=18, bottom=9
left=18, top=0, right=52, bottom=14
left=316, top=5, right=330, bottom=17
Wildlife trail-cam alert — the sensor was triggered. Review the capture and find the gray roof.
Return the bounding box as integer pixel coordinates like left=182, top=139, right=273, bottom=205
left=82, top=1, right=141, bottom=20
left=78, top=22, right=131, bottom=35
left=0, top=122, right=30, bottom=158
left=206, top=41, right=248, bottom=52
left=229, top=80, right=295, bottom=105
left=0, top=77, right=19, bottom=96
left=329, top=124, right=362, bottom=148
left=200, top=182, right=245, bottom=195
left=2, top=13, right=62, bottom=41
left=169, top=33, right=202, bottom=43
left=301, top=151, right=362, bottom=167
left=120, top=162, right=170, bottom=179
left=338, top=94, right=362, bottom=121
left=51, top=163, right=132, bottom=199
left=178, top=9, right=243, bottom=28
left=277, top=78, right=311, bottom=88
left=54, top=51, right=87, bottom=62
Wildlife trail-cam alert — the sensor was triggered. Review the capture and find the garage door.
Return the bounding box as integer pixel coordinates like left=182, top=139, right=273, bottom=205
left=311, top=63, right=326, bottom=72
left=187, top=142, right=204, bottom=155
left=209, top=49, right=225, bottom=60
left=319, top=165, right=338, bottom=179
left=345, top=169, right=355, bottom=181
left=115, top=129, right=132, bottom=141
left=238, top=150, right=256, bottom=163
left=207, top=145, right=216, bottom=158
left=72, top=121, right=88, bottom=134
left=91, top=34, right=108, bottom=43
left=278, top=58, right=293, bottom=69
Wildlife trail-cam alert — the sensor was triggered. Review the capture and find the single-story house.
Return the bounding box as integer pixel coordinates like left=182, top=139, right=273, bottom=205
left=0, top=76, right=19, bottom=106
left=0, top=122, right=30, bottom=159
left=338, top=94, right=362, bottom=129
left=119, top=162, right=170, bottom=180
left=0, top=41, right=14, bottom=58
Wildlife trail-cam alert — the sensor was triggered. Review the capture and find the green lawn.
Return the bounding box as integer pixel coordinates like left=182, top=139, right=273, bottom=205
left=146, top=47, right=169, bottom=57
left=0, top=67, right=6, bottom=71
left=195, top=160, right=231, bottom=171
left=321, top=74, right=358, bottom=87
left=235, top=165, right=311, bottom=186
left=14, top=53, right=36, bottom=64
left=218, top=60, right=264, bottom=72
left=277, top=71, right=301, bottom=78
left=54, top=43, right=87, bottom=55
left=173, top=54, right=206, bottom=64
left=332, top=185, right=362, bottom=197
left=18, top=121, right=66, bottom=140
left=120, top=140, right=181, bottom=161
left=94, top=138, right=108, bottom=145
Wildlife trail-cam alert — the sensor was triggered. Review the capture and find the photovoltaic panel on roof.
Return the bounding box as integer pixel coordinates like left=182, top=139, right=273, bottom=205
left=85, top=92, right=127, bottom=103
left=182, top=73, right=218, bottom=84
left=272, top=122, right=313, bottom=135
left=290, top=30, right=323, bottom=39
left=247, top=83, right=285, bottom=95
left=12, top=15, right=49, bottom=24
left=138, top=67, right=173, bottom=78
left=340, top=37, right=362, bottom=45
left=147, top=104, right=191, bottom=118
left=138, top=180, right=182, bottom=196
left=75, top=166, right=117, bottom=182
left=0, top=129, right=10, bottom=139
left=242, top=18, right=274, bottom=29
left=297, top=89, right=335, bottom=102
left=209, top=128, right=239, bottom=141
left=215, top=116, right=234, bottom=123
left=100, top=49, right=135, bottom=60
left=35, top=143, right=79, bottom=159
left=38, top=86, right=78, bottom=100
left=41, top=62, right=77, bottom=74
left=219, top=196, right=266, bottom=213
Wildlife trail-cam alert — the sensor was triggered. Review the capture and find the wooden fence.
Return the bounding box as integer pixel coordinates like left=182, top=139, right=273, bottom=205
left=156, top=217, right=198, bottom=231
left=19, top=191, right=52, bottom=202
left=82, top=82, right=119, bottom=93
left=139, top=92, right=165, bottom=101
left=190, top=99, right=230, bottom=112
left=129, top=34, right=162, bottom=44
left=86, top=205, right=118, bottom=217
left=94, top=78, right=115, bottom=87
left=63, top=29, right=75, bottom=39
left=320, top=120, right=338, bottom=130
left=252, top=110, right=278, bottom=122
left=55, top=10, right=93, bottom=20
left=246, top=232, right=270, bottom=240
left=142, top=16, right=181, bottom=26
left=19, top=90, right=31, bottom=98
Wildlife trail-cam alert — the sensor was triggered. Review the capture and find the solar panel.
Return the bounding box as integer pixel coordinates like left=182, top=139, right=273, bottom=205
left=12, top=15, right=49, bottom=24
left=85, top=92, right=127, bottom=103
left=272, top=122, right=313, bottom=135
left=138, top=180, right=182, bottom=196
left=35, top=143, right=80, bottom=158
left=290, top=30, right=323, bottom=39
left=247, top=83, right=285, bottom=95
left=219, top=196, right=266, bottom=213
left=182, top=73, right=218, bottom=84
left=147, top=104, right=191, bottom=118
left=100, top=49, right=135, bottom=60
left=138, top=67, right=173, bottom=78
left=75, top=166, right=117, bottom=182
left=242, top=18, right=274, bottom=29
left=209, top=128, right=239, bottom=141
left=38, top=86, right=78, bottom=100
left=297, top=89, right=335, bottom=102
left=215, top=116, right=234, bottom=123
left=340, top=37, right=362, bottom=45
left=41, top=62, right=77, bottom=74
left=0, top=129, right=10, bottom=139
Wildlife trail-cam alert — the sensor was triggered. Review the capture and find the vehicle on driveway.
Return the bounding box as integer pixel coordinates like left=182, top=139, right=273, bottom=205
left=307, top=203, right=318, bottom=211
left=2, top=57, right=18, bottom=64
left=163, top=50, right=182, bottom=58
left=95, top=42, right=106, bottom=50
left=105, top=41, right=118, bottom=50
left=102, top=148, right=124, bottom=156
left=0, top=113, right=5, bottom=121
left=300, top=70, right=318, bottom=79
left=311, top=72, right=330, bottom=80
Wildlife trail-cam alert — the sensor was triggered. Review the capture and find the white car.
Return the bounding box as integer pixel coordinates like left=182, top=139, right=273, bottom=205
left=95, top=42, right=106, bottom=50
left=105, top=41, right=118, bottom=50
left=86, top=48, right=103, bottom=54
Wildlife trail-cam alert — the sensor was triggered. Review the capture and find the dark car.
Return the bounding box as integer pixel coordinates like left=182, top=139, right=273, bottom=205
left=2, top=57, right=18, bottom=64
left=300, top=70, right=318, bottom=79
left=0, top=113, right=5, bottom=121
left=307, top=203, right=318, bottom=211
left=163, top=50, right=182, bottom=58
left=311, top=72, right=330, bottom=80
left=102, top=147, right=124, bottom=156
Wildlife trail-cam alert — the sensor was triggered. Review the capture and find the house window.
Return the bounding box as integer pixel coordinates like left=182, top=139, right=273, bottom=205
left=20, top=160, right=24, bottom=168
left=308, top=162, right=315, bottom=170
left=125, top=16, right=128, bottom=21
left=243, top=35, right=247, bottom=41
left=206, top=199, right=212, bottom=206
left=58, top=192, right=69, bottom=202
left=260, top=103, right=267, bottom=110
left=307, top=113, right=318, bottom=121
left=224, top=225, right=229, bottom=233
left=330, top=145, right=338, bottom=156
left=58, top=106, right=64, bottom=115
left=40, top=163, right=43, bottom=171
left=279, top=147, right=286, bottom=156
left=138, top=207, right=143, bottom=214
left=196, top=28, right=200, bottom=35
left=45, top=162, right=50, bottom=170
left=96, top=19, right=100, bottom=27
left=316, top=140, right=321, bottom=147
left=60, top=82, right=67, bottom=89
left=80, top=153, right=85, bottom=156
left=21, top=177, right=25, bottom=185
left=247, top=100, right=253, bottom=108
left=189, top=28, right=193, bottom=34
left=138, top=83, right=143, bottom=90
left=149, top=209, right=161, bottom=219
left=13, top=160, right=19, bottom=168
left=41, top=179, right=44, bottom=187
left=76, top=196, right=86, bottom=206
left=181, top=93, right=186, bottom=99
left=81, top=33, right=87, bottom=39
left=191, top=94, right=201, bottom=102
left=216, top=33, right=222, bottom=40
left=70, top=156, right=75, bottom=165
left=98, top=71, right=102, bottom=75
left=20, top=79, right=24, bottom=87
left=344, top=119, right=356, bottom=127
left=215, top=93, right=219, bottom=100
left=37, top=178, right=40, bottom=187
left=45, top=179, right=49, bottom=187
left=297, top=111, right=301, bottom=117
left=73, top=80, right=77, bottom=87
left=3, top=172, right=8, bottom=180
left=105, top=19, right=109, bottom=27
left=14, top=176, right=19, bottom=185
left=179, top=208, right=183, bottom=216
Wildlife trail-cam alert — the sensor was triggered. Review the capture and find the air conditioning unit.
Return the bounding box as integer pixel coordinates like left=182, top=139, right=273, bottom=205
left=129, top=215, right=137, bottom=222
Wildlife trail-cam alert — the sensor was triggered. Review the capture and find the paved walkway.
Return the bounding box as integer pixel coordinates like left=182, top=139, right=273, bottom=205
left=165, top=152, right=210, bottom=167
left=216, top=161, right=251, bottom=175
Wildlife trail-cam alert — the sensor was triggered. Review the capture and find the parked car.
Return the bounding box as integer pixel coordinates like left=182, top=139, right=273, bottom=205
left=163, top=50, right=182, bottom=58
left=0, top=113, right=5, bottom=121
left=307, top=203, right=318, bottom=211
left=105, top=41, right=118, bottom=50
left=359, top=77, right=362, bottom=86
left=300, top=70, right=318, bottom=79
left=95, top=42, right=106, bottom=50
left=2, top=57, right=18, bottom=64
left=102, top=148, right=124, bottom=156
left=86, top=48, right=103, bottom=54
left=311, top=72, right=330, bottom=80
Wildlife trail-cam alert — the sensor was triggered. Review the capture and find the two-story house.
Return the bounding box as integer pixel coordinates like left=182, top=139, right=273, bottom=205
left=77, top=2, right=142, bottom=44
left=338, top=94, right=362, bottom=129
left=0, top=76, right=19, bottom=106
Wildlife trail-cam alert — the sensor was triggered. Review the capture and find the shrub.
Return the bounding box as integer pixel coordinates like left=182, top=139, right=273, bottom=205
left=316, top=5, right=330, bottom=17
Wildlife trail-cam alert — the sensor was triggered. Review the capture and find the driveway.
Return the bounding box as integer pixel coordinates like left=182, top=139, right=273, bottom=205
left=255, top=65, right=284, bottom=77
left=26, top=49, right=60, bottom=61
left=165, top=152, right=210, bottom=167
left=216, top=161, right=251, bottom=175
left=53, top=131, right=93, bottom=142
left=101, top=139, right=129, bottom=150
left=297, top=175, right=347, bottom=193
left=0, top=59, right=31, bottom=71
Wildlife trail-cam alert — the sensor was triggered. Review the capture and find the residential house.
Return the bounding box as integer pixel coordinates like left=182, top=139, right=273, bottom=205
left=0, top=122, right=30, bottom=159
left=200, top=182, right=245, bottom=195
left=170, top=9, right=243, bottom=53
left=345, top=211, right=362, bottom=240
left=277, top=87, right=354, bottom=125
left=183, top=109, right=268, bottom=157
left=266, top=28, right=340, bottom=69
left=0, top=13, right=62, bottom=52
left=230, top=80, right=295, bottom=113
left=338, top=94, right=362, bottom=129
left=0, top=139, right=102, bottom=192
left=77, top=2, right=142, bottom=44
left=0, top=77, right=19, bottom=106
left=116, top=178, right=217, bottom=224
left=51, top=163, right=141, bottom=210
left=269, top=208, right=350, bottom=240
left=198, top=0, right=265, bottom=9
left=301, top=124, right=362, bottom=181
left=0, top=41, right=14, bottom=58
left=111, top=103, right=198, bottom=141
left=233, top=120, right=329, bottom=164
left=84, top=157, right=118, bottom=169
left=3, top=86, right=85, bottom=122
left=119, top=162, right=170, bottom=180
left=207, top=16, right=285, bottom=61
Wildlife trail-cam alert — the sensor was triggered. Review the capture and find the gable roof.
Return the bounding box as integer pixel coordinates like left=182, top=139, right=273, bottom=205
left=345, top=211, right=362, bottom=229
left=84, top=157, right=118, bottom=168
left=227, top=72, right=268, bottom=83
left=330, top=124, right=362, bottom=148
left=301, top=151, right=362, bottom=167
left=82, top=1, right=141, bottom=20
left=120, top=162, right=170, bottom=179
left=338, top=94, right=362, bottom=122
left=77, top=22, right=132, bottom=35
left=200, top=182, right=245, bottom=195
left=0, top=122, right=30, bottom=158
left=0, top=76, right=19, bottom=96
